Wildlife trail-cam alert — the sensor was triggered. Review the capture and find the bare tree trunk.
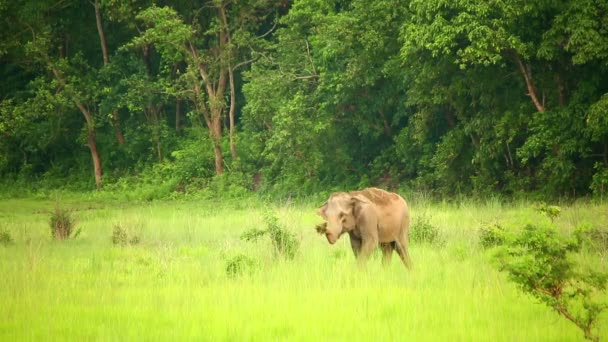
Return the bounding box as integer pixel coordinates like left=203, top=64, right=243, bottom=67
left=220, top=4, right=237, bottom=161
left=87, top=127, right=103, bottom=189
left=514, top=53, right=545, bottom=113
left=211, top=115, right=224, bottom=175
left=193, top=83, right=223, bottom=175
left=112, top=111, right=125, bottom=145
left=75, top=102, right=103, bottom=189
left=228, top=66, right=237, bottom=160
left=52, top=66, right=103, bottom=189
left=151, top=107, right=163, bottom=162
left=94, top=0, right=125, bottom=145
left=94, top=0, right=109, bottom=65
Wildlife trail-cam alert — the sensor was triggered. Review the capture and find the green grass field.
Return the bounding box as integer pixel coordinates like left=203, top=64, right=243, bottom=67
left=0, top=196, right=606, bottom=341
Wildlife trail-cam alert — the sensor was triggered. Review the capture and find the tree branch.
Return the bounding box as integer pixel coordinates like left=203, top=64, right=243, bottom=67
left=514, top=53, right=544, bottom=113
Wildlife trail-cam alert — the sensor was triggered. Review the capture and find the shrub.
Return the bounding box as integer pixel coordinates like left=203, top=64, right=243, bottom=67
left=410, top=214, right=441, bottom=245
left=534, top=202, right=561, bottom=222
left=225, top=254, right=257, bottom=278
left=478, top=223, right=506, bottom=249
left=494, top=224, right=607, bottom=341
left=241, top=210, right=300, bottom=260
left=111, top=223, right=141, bottom=246
left=0, top=227, right=12, bottom=245
left=50, top=207, right=80, bottom=240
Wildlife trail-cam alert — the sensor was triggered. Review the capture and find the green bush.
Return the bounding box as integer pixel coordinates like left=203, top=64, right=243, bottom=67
left=590, top=163, right=608, bottom=199
left=478, top=223, right=506, bottom=249
left=225, top=254, right=257, bottom=278
left=534, top=202, right=561, bottom=222
left=50, top=207, right=80, bottom=240
left=494, top=224, right=607, bottom=341
left=241, top=210, right=300, bottom=260
left=0, top=227, right=12, bottom=245
left=111, top=223, right=141, bottom=246
left=410, top=214, right=442, bottom=245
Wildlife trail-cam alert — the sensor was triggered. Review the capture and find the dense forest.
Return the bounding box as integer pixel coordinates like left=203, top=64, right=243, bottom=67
left=1, top=0, right=607, bottom=199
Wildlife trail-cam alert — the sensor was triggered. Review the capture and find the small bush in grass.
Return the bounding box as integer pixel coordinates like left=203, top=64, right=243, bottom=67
left=225, top=254, right=257, bottom=278
left=241, top=210, right=300, bottom=260
left=50, top=207, right=80, bottom=240
left=410, top=214, right=441, bottom=245
left=534, top=202, right=561, bottom=222
left=112, top=223, right=140, bottom=246
left=494, top=224, right=607, bottom=341
left=478, top=223, right=506, bottom=249
left=0, top=228, right=12, bottom=245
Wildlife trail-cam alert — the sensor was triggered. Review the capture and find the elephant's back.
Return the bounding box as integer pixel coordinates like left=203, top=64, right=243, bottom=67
left=355, top=188, right=409, bottom=240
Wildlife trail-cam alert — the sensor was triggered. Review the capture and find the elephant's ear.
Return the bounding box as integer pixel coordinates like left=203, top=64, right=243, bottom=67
left=317, top=202, right=328, bottom=219
left=349, top=195, right=369, bottom=216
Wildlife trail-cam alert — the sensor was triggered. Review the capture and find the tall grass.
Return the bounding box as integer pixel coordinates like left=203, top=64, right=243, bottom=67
left=0, top=197, right=606, bottom=340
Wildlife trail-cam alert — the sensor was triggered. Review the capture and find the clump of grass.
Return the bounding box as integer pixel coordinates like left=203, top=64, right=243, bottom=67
left=478, top=223, right=507, bottom=249
left=241, top=210, right=300, bottom=260
left=50, top=207, right=80, bottom=240
left=578, top=225, right=608, bottom=257
left=410, top=214, right=442, bottom=245
left=111, top=223, right=141, bottom=246
left=225, top=254, right=257, bottom=278
left=0, top=227, right=12, bottom=245
left=332, top=249, right=346, bottom=260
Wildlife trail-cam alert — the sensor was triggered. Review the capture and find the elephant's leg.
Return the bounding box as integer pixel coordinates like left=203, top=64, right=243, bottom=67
left=380, top=242, right=394, bottom=267
left=349, top=234, right=362, bottom=258
left=395, top=236, right=413, bottom=270
left=358, top=237, right=378, bottom=267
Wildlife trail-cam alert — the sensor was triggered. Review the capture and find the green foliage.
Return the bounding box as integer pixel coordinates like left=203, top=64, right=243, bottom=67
left=1, top=0, right=608, bottom=199
left=534, top=202, right=562, bottom=222
left=590, top=164, right=608, bottom=200
left=494, top=224, right=608, bottom=341
left=241, top=210, right=300, bottom=260
left=49, top=207, right=79, bottom=240
left=410, top=214, right=442, bottom=246
left=225, top=254, right=257, bottom=278
left=478, top=223, right=507, bottom=249
left=111, top=223, right=141, bottom=246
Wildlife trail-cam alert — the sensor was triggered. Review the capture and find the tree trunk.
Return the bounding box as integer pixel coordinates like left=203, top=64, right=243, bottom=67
left=94, top=0, right=125, bottom=145
left=112, top=111, right=125, bottom=145
left=211, top=115, right=223, bottom=175
left=152, top=107, right=162, bottom=162
left=87, top=127, right=103, bottom=189
left=94, top=0, right=109, bottom=65
left=514, top=53, right=545, bottom=113
left=51, top=66, right=103, bottom=189
left=228, top=66, right=237, bottom=160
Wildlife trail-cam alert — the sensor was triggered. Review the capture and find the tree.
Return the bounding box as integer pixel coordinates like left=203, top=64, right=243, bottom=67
left=130, top=1, right=282, bottom=176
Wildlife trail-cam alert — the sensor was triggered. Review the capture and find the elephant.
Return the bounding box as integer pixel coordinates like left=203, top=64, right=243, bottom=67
left=316, top=187, right=412, bottom=269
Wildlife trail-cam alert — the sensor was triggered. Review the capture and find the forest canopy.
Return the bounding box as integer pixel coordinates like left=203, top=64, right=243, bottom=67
left=1, top=0, right=607, bottom=199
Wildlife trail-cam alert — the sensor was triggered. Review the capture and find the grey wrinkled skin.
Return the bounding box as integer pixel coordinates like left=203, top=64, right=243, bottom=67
left=318, top=187, right=412, bottom=269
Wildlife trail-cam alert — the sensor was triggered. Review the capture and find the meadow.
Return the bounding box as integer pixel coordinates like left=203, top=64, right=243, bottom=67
left=0, top=195, right=606, bottom=341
